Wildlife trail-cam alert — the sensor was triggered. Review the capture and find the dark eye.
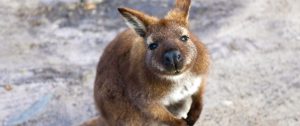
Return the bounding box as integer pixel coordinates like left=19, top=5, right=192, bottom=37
left=180, top=35, right=189, bottom=42
left=148, top=43, right=158, bottom=50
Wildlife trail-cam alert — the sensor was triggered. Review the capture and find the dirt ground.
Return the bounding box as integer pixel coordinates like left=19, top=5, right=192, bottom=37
left=0, top=0, right=299, bottom=126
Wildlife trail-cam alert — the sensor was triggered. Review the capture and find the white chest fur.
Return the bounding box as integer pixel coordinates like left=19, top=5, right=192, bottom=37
left=160, top=72, right=202, bottom=106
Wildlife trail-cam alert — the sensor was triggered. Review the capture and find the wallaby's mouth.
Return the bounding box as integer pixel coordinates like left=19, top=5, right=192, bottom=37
left=164, top=66, right=185, bottom=75
left=164, top=61, right=184, bottom=74
left=172, top=64, right=183, bottom=75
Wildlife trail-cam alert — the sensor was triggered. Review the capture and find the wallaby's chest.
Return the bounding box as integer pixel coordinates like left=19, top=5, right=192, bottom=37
left=160, top=73, right=202, bottom=106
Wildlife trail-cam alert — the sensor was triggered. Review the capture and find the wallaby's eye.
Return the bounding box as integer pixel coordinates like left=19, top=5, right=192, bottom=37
left=148, top=43, right=158, bottom=50
left=180, top=35, right=189, bottom=42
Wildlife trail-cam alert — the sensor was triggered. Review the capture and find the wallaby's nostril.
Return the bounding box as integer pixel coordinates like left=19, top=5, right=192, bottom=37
left=177, top=54, right=181, bottom=59
left=166, top=57, right=171, bottom=63
left=175, top=52, right=182, bottom=62
left=164, top=52, right=174, bottom=65
left=178, top=55, right=182, bottom=61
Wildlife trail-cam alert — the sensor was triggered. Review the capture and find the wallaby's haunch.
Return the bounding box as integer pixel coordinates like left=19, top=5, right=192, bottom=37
left=85, top=0, right=210, bottom=125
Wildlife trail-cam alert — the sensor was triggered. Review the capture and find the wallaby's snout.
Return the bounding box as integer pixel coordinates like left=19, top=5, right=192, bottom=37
left=163, top=50, right=183, bottom=73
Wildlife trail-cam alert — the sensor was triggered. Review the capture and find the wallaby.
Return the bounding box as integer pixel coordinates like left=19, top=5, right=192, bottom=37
left=82, top=0, right=210, bottom=125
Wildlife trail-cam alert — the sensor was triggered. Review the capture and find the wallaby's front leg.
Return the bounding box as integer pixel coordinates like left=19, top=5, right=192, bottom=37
left=142, top=102, right=188, bottom=126
left=185, top=80, right=206, bottom=126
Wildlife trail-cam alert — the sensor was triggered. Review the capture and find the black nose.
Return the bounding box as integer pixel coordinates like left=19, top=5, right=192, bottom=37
left=163, top=50, right=183, bottom=71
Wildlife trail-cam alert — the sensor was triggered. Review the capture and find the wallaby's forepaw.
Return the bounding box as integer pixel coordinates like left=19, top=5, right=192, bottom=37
left=183, top=117, right=196, bottom=126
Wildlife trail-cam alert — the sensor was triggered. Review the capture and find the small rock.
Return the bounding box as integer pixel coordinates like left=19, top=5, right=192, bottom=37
left=81, top=0, right=99, bottom=10
left=66, top=3, right=78, bottom=10
left=222, top=100, right=233, bottom=106
left=30, top=43, right=37, bottom=49
left=83, top=2, right=97, bottom=10
left=4, top=84, right=13, bottom=91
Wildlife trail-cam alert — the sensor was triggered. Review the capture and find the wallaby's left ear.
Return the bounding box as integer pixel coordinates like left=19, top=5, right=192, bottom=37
left=165, top=0, right=191, bottom=25
left=118, top=8, right=158, bottom=37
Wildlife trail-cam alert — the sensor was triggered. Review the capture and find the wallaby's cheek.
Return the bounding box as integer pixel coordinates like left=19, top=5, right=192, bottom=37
left=146, top=51, right=165, bottom=72
left=185, top=42, right=197, bottom=65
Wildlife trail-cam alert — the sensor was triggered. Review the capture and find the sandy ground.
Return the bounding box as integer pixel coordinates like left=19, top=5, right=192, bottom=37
left=0, top=0, right=300, bottom=126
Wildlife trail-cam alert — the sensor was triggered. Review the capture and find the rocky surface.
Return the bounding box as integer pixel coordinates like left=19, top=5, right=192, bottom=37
left=0, top=0, right=299, bottom=126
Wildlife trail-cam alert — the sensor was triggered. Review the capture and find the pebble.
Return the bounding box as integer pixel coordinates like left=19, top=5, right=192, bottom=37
left=4, top=84, right=13, bottom=91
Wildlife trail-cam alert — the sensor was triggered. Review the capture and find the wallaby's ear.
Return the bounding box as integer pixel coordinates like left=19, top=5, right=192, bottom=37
left=165, top=0, right=191, bottom=25
left=118, top=8, right=158, bottom=37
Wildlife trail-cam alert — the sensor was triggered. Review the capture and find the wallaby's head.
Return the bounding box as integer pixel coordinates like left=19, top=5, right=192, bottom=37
left=119, top=0, right=198, bottom=75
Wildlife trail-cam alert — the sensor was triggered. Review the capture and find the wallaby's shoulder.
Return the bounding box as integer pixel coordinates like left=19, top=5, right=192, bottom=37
left=189, top=33, right=210, bottom=74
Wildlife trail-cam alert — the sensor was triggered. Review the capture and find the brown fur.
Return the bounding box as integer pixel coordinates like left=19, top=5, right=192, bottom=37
left=82, top=0, right=210, bottom=126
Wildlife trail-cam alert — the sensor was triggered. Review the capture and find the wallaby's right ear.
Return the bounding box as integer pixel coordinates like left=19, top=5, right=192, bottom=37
left=118, top=8, right=158, bottom=37
left=165, top=0, right=191, bottom=25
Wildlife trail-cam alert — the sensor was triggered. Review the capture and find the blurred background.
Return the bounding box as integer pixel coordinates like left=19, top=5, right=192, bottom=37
left=0, top=0, right=299, bottom=125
